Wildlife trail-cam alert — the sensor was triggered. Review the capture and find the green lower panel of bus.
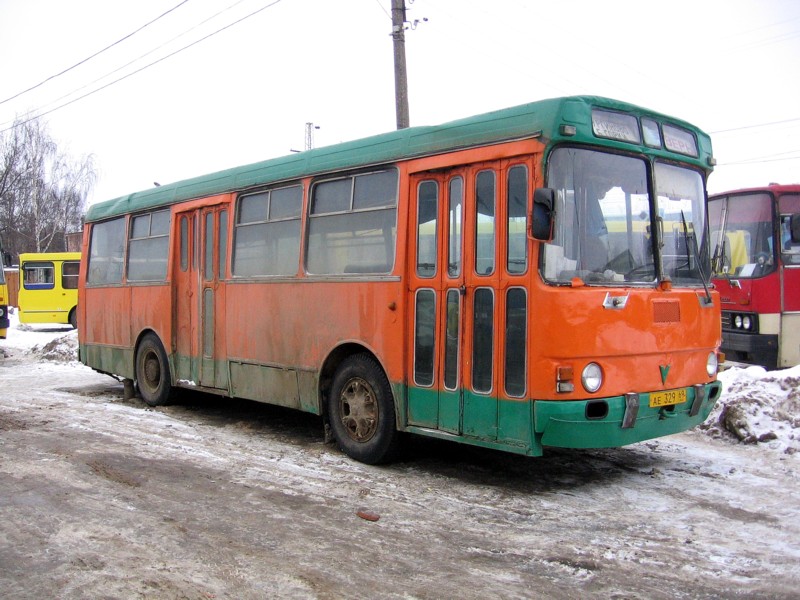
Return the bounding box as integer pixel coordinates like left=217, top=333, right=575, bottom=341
left=81, top=342, right=721, bottom=457
left=406, top=382, right=722, bottom=456
left=81, top=344, right=135, bottom=380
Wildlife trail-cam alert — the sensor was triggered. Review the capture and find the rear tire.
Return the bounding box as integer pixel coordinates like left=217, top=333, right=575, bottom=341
left=69, top=308, right=77, bottom=330
left=135, top=333, right=172, bottom=407
left=328, top=354, right=399, bottom=464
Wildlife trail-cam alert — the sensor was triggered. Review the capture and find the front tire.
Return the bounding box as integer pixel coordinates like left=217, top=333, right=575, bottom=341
left=135, top=333, right=172, bottom=407
left=328, top=354, right=399, bottom=464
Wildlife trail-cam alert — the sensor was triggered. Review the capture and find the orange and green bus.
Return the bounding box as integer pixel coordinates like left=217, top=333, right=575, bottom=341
left=18, top=252, right=81, bottom=329
left=78, top=96, right=723, bottom=463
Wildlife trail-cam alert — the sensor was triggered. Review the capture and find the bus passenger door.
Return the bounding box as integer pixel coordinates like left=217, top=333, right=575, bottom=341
left=407, top=172, right=466, bottom=435
left=779, top=206, right=800, bottom=367
left=175, top=205, right=228, bottom=390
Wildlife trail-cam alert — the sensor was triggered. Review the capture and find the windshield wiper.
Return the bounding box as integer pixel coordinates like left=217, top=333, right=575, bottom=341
left=681, top=210, right=713, bottom=305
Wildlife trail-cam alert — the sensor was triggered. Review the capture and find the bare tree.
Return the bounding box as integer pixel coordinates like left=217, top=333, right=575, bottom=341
left=0, top=117, right=95, bottom=259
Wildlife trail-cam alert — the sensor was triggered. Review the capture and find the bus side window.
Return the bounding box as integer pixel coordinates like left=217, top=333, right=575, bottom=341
left=307, top=170, right=398, bottom=275
left=781, top=215, right=800, bottom=264
left=62, top=261, right=79, bottom=289
left=23, top=261, right=55, bottom=290
left=87, top=217, right=126, bottom=285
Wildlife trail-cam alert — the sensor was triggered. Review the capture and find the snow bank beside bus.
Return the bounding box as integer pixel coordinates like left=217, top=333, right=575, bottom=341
left=704, top=364, right=800, bottom=455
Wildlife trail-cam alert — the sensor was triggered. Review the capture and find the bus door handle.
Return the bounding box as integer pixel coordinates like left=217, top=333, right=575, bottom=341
left=459, top=285, right=466, bottom=296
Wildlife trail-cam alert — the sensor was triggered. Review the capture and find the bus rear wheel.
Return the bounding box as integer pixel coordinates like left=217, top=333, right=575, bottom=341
left=328, top=354, right=399, bottom=465
left=135, top=333, right=172, bottom=407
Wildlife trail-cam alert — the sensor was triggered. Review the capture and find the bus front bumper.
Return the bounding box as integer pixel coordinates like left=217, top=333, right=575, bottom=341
left=533, top=382, right=722, bottom=449
left=721, top=331, right=778, bottom=370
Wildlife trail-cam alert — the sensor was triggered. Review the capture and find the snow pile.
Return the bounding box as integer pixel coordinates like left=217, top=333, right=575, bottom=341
left=701, top=364, right=800, bottom=455
left=29, top=330, right=78, bottom=362
left=2, top=309, right=76, bottom=360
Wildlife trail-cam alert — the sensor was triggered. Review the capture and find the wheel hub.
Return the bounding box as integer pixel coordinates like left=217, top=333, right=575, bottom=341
left=339, top=377, right=378, bottom=442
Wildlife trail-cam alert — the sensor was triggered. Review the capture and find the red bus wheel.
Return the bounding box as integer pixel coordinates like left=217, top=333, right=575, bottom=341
left=328, top=354, right=399, bottom=464
left=135, top=333, right=172, bottom=407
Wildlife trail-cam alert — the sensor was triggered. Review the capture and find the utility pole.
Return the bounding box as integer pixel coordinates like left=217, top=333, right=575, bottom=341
left=305, top=122, right=320, bottom=150
left=391, top=0, right=410, bottom=129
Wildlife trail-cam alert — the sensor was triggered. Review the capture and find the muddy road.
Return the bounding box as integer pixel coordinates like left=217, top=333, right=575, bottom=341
left=1, top=333, right=798, bottom=599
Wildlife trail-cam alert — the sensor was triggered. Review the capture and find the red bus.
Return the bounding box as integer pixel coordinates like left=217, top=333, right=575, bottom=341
left=79, top=96, right=723, bottom=463
left=709, top=184, right=800, bottom=369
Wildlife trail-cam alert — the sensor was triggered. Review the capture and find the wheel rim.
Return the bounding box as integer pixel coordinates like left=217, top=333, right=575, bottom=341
left=338, top=376, right=378, bottom=443
left=142, top=350, right=161, bottom=393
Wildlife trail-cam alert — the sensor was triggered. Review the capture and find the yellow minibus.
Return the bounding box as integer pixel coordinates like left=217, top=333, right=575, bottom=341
left=18, top=252, right=80, bottom=328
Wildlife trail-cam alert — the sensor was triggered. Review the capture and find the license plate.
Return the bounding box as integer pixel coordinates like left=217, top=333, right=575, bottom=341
left=649, top=388, right=687, bottom=408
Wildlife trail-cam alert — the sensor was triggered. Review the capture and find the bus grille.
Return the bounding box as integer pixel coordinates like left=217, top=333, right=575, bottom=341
left=653, top=300, right=681, bottom=323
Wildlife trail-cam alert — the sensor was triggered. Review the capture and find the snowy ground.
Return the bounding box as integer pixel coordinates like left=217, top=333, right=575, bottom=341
left=1, top=311, right=799, bottom=599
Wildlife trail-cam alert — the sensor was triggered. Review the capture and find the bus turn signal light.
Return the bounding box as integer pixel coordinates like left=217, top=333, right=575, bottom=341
left=557, top=366, right=574, bottom=393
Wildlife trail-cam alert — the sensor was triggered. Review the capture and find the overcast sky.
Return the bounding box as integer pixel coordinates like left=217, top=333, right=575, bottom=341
left=2, top=0, right=799, bottom=205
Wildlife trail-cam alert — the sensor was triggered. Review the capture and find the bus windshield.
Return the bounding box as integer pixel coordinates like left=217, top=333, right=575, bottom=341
left=544, top=147, right=708, bottom=286
left=708, top=192, right=775, bottom=277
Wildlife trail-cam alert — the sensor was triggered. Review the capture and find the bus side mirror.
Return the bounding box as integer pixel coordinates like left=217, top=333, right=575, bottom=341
left=791, top=214, right=800, bottom=244
left=531, top=188, right=554, bottom=241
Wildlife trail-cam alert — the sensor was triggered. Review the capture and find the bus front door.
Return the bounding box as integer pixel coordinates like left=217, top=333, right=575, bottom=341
left=408, top=171, right=468, bottom=435
left=780, top=210, right=800, bottom=367
left=175, top=205, right=228, bottom=390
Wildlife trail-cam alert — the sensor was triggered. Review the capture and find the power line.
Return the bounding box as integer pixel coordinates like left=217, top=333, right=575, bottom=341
left=0, top=0, right=191, bottom=106
left=709, top=116, right=800, bottom=135
left=9, top=0, right=250, bottom=128
left=372, top=0, right=391, bottom=20
left=719, top=154, right=800, bottom=167
left=1, top=0, right=285, bottom=134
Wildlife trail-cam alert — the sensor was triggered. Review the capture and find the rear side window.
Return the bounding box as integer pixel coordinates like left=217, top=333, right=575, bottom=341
left=62, top=261, right=79, bottom=289
left=88, top=217, right=126, bottom=285
left=127, top=210, right=171, bottom=282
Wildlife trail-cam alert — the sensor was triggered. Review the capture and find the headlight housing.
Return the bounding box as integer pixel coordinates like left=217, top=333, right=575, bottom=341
left=726, top=311, right=758, bottom=333
left=706, top=352, right=718, bottom=377
left=581, top=362, right=603, bottom=393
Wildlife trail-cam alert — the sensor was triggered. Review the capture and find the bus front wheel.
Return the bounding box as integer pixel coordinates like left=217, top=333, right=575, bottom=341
left=328, top=354, right=399, bottom=465
left=135, top=333, right=172, bottom=407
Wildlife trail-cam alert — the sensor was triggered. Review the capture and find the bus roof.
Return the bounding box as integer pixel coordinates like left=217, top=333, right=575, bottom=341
left=19, top=252, right=81, bottom=262
left=86, top=95, right=713, bottom=223
left=709, top=183, right=800, bottom=199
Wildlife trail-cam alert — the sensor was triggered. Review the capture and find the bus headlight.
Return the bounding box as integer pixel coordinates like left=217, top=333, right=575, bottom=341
left=734, top=315, right=743, bottom=329
left=581, top=363, right=603, bottom=393
left=707, top=352, right=718, bottom=377
left=742, top=315, right=752, bottom=330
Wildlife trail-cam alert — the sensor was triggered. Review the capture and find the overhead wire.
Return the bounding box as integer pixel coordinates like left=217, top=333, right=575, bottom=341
left=709, top=116, right=800, bottom=135
left=0, top=0, right=191, bottom=106
left=1, top=0, right=285, bottom=134
left=11, top=0, right=251, bottom=127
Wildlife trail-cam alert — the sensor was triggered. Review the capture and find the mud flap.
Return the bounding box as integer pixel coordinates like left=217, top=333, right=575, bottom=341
left=622, top=392, right=639, bottom=429
left=689, top=384, right=706, bottom=417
